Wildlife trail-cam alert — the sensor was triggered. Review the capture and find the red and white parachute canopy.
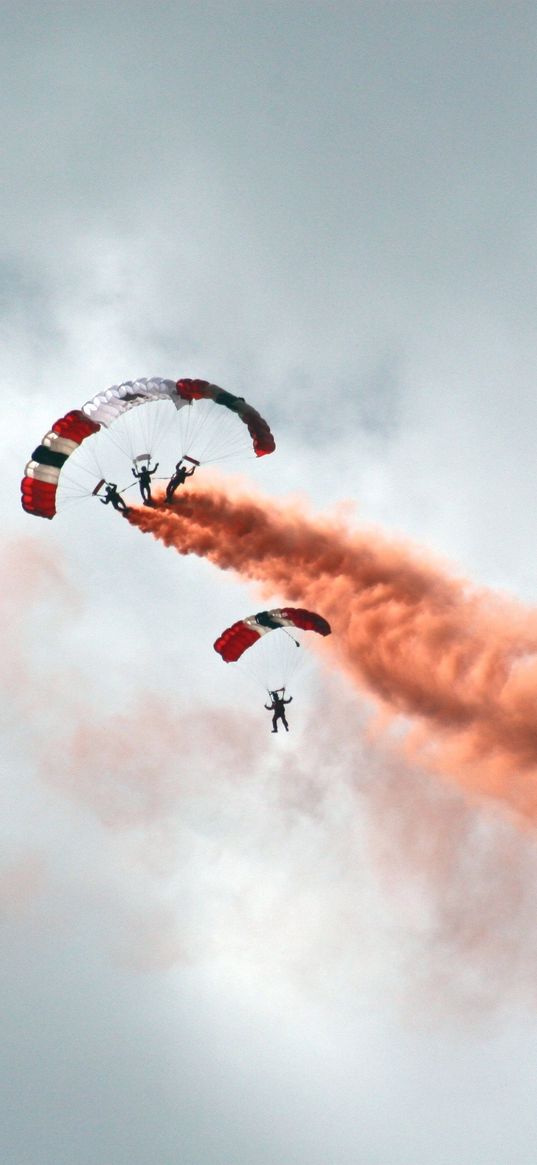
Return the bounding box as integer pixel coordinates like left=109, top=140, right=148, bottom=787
left=214, top=608, right=331, bottom=662
left=21, top=377, right=275, bottom=519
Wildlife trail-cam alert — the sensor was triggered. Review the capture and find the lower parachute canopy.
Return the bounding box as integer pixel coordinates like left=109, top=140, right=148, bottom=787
left=214, top=608, right=331, bottom=662
left=21, top=377, right=275, bottom=518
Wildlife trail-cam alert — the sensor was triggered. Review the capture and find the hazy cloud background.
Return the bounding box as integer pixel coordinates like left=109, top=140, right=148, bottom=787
left=4, top=3, right=537, bottom=1162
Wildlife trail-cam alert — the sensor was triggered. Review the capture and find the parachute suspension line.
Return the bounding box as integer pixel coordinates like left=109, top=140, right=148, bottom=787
left=190, top=409, right=258, bottom=462
left=53, top=490, right=94, bottom=510
left=55, top=432, right=108, bottom=502
left=181, top=398, right=202, bottom=452
left=96, top=418, right=136, bottom=464
left=175, top=398, right=203, bottom=459
left=178, top=400, right=254, bottom=465
left=142, top=398, right=172, bottom=463
left=182, top=401, right=200, bottom=458
left=234, top=629, right=301, bottom=695
left=225, top=634, right=294, bottom=695
left=118, top=402, right=153, bottom=465
left=100, top=401, right=165, bottom=469
left=204, top=404, right=257, bottom=459
left=85, top=431, right=116, bottom=482
left=58, top=454, right=103, bottom=494
left=282, top=628, right=300, bottom=648
left=276, top=635, right=294, bottom=692
left=180, top=399, right=225, bottom=463
left=62, top=428, right=126, bottom=501
left=196, top=447, right=257, bottom=465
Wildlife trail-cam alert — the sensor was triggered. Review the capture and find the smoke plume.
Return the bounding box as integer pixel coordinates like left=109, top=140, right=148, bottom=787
left=127, top=483, right=537, bottom=822
left=7, top=532, right=537, bottom=1012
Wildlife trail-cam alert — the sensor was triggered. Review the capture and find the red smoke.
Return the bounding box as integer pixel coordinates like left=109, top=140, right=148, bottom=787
left=127, top=483, right=537, bottom=822
left=8, top=532, right=537, bottom=1008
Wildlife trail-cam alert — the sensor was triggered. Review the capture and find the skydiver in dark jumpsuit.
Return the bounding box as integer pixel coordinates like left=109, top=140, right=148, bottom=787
left=132, top=461, right=159, bottom=506
left=165, top=460, right=196, bottom=502
left=265, top=690, right=293, bottom=733
left=100, top=482, right=130, bottom=514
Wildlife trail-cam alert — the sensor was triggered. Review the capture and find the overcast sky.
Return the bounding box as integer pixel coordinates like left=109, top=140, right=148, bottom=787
left=4, top=3, right=537, bottom=1163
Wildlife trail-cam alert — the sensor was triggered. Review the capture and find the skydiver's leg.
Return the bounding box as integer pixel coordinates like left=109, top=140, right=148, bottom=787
left=166, top=478, right=180, bottom=501
left=272, top=712, right=278, bottom=733
left=282, top=714, right=289, bottom=732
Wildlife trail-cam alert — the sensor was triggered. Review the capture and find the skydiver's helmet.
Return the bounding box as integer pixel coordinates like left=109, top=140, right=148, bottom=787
left=271, top=691, right=278, bottom=700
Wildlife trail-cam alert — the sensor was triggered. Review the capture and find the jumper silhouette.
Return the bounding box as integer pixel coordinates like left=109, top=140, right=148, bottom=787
left=100, top=483, right=130, bottom=514
left=264, top=690, right=292, bottom=733
left=132, top=461, right=159, bottom=506
left=165, top=460, right=196, bottom=502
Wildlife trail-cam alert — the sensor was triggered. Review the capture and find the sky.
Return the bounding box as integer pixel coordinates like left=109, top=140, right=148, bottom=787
left=4, top=2, right=537, bottom=1162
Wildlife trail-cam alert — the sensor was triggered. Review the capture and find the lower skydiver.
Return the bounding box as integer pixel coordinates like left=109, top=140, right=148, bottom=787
left=100, top=482, right=130, bottom=514
left=165, top=460, right=196, bottom=502
left=265, top=690, right=293, bottom=733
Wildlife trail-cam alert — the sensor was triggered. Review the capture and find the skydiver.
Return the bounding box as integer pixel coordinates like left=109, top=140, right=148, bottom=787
left=165, top=460, right=196, bottom=502
left=100, top=482, right=130, bottom=514
left=265, top=690, right=292, bottom=733
left=132, top=461, right=159, bottom=506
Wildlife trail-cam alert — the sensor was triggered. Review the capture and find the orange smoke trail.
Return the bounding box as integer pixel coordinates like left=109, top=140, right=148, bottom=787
left=127, top=484, right=537, bottom=821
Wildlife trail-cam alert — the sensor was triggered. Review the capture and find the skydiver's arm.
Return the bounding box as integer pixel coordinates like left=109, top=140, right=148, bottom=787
left=132, top=467, right=140, bottom=478
left=149, top=463, right=159, bottom=475
left=264, top=703, right=273, bottom=710
left=283, top=697, right=292, bottom=704
left=100, top=496, right=109, bottom=504
left=186, top=466, right=195, bottom=476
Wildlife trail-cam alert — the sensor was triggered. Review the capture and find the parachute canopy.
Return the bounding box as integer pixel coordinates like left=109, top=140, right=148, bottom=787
left=21, top=377, right=275, bottom=518
left=214, top=607, right=331, bottom=663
